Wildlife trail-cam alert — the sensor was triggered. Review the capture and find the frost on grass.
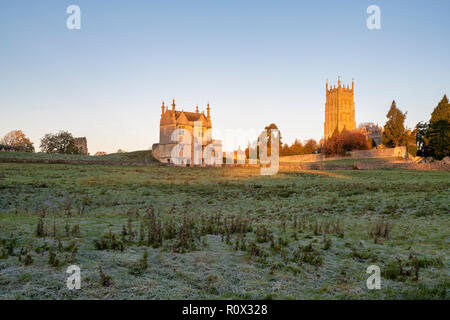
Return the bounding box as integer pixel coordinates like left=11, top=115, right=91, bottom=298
left=0, top=164, right=448, bottom=299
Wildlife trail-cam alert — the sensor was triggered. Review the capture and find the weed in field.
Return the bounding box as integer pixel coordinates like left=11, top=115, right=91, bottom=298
left=93, top=232, right=124, bottom=251
left=98, top=265, right=112, bottom=287
left=369, top=220, right=393, bottom=244
left=322, top=233, right=332, bottom=250
left=129, top=250, right=149, bottom=276
left=36, top=216, right=45, bottom=237
left=293, top=242, right=323, bottom=268
left=48, top=247, right=59, bottom=268
left=23, top=254, right=33, bottom=266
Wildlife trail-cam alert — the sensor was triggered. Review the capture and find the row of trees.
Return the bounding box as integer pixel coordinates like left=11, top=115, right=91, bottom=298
left=280, top=139, right=318, bottom=156
left=243, top=123, right=319, bottom=158
left=382, top=95, right=449, bottom=159
left=0, top=130, right=82, bottom=154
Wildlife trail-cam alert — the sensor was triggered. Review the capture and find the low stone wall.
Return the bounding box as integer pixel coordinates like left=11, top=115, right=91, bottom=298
left=348, top=146, right=406, bottom=159
left=279, top=153, right=322, bottom=163
left=279, top=146, right=407, bottom=163
left=354, top=161, right=450, bottom=171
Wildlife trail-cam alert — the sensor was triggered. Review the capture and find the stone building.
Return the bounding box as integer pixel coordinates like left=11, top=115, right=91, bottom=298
left=74, top=137, right=88, bottom=155
left=358, top=122, right=383, bottom=146
left=324, top=77, right=356, bottom=140
left=152, top=99, right=222, bottom=165
left=94, top=151, right=107, bottom=156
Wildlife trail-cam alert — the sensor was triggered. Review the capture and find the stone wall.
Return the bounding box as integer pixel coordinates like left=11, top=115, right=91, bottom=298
left=152, top=143, right=178, bottom=163
left=279, top=146, right=407, bottom=163
left=279, top=153, right=323, bottom=163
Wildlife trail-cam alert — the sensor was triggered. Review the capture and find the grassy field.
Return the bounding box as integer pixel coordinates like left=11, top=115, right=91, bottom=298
left=0, top=163, right=448, bottom=299
left=0, top=150, right=157, bottom=164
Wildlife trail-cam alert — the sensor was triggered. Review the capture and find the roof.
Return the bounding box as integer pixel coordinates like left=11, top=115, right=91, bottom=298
left=175, top=111, right=203, bottom=122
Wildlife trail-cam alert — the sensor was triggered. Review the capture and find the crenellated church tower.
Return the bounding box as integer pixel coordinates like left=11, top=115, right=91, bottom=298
left=324, top=77, right=356, bottom=140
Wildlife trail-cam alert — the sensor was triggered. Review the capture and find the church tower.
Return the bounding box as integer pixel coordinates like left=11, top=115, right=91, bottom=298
left=324, top=77, right=356, bottom=140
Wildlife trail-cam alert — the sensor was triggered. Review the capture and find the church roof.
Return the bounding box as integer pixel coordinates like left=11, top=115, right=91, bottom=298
left=160, top=100, right=211, bottom=127
left=175, top=111, right=203, bottom=122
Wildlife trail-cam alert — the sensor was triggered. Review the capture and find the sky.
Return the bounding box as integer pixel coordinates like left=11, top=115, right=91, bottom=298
left=1, top=0, right=449, bottom=153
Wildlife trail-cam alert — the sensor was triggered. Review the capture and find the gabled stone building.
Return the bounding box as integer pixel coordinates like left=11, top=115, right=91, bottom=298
left=152, top=99, right=222, bottom=165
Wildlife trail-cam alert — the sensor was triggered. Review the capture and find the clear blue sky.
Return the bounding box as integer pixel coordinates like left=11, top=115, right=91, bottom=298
left=1, top=0, right=449, bottom=153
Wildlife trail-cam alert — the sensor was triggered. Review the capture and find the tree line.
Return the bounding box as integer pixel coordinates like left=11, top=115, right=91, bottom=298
left=382, top=95, right=449, bottom=159
left=0, top=130, right=82, bottom=154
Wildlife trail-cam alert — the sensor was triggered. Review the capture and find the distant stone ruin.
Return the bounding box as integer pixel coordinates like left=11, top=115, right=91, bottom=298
left=74, top=137, right=88, bottom=155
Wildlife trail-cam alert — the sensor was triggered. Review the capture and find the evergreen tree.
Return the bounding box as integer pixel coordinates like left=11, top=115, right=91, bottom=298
left=429, top=95, right=450, bottom=124
left=382, top=101, right=407, bottom=147
left=424, top=95, right=450, bottom=159
left=426, top=120, right=449, bottom=160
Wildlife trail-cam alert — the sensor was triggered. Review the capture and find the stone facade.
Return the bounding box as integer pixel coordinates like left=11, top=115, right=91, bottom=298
left=359, top=123, right=383, bottom=146
left=74, top=137, right=88, bottom=155
left=324, top=78, right=356, bottom=140
left=152, top=99, right=222, bottom=165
